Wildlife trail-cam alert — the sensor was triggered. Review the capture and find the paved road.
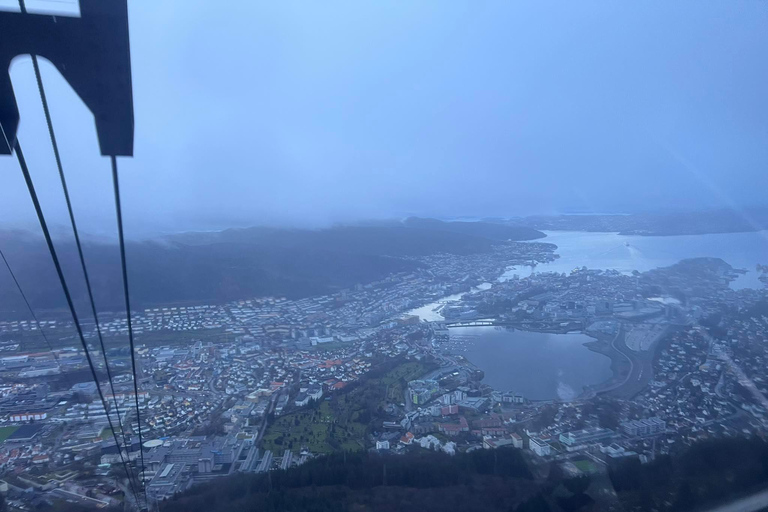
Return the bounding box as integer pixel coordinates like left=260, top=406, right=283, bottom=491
left=702, top=488, right=768, bottom=512
left=715, top=370, right=727, bottom=398
left=611, top=326, right=633, bottom=385
left=608, top=324, right=664, bottom=399
left=255, top=393, right=277, bottom=446
left=404, top=382, right=414, bottom=412
left=580, top=326, right=629, bottom=400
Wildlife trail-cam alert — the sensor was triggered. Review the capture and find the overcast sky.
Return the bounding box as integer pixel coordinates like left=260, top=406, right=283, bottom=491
left=1, top=0, right=767, bottom=237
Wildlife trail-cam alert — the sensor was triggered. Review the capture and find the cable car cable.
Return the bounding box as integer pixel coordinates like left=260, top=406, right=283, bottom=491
left=13, top=140, right=142, bottom=509
left=112, top=155, right=149, bottom=506
left=0, top=248, right=65, bottom=378
left=28, top=51, right=135, bottom=462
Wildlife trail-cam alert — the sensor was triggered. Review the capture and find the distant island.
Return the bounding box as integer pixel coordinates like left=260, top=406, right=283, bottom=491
left=514, top=208, right=768, bottom=236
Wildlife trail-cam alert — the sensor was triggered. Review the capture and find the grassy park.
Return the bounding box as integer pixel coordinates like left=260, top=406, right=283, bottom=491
left=262, top=360, right=432, bottom=454
left=0, top=426, right=19, bottom=443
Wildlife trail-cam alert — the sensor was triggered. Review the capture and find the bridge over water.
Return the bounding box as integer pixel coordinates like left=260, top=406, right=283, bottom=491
left=442, top=320, right=581, bottom=332
left=444, top=319, right=514, bottom=328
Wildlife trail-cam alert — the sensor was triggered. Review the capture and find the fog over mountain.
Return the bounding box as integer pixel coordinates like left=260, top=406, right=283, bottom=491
left=0, top=1, right=767, bottom=237
left=0, top=219, right=545, bottom=315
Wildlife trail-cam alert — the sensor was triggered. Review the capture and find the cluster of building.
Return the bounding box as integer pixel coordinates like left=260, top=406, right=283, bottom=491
left=404, top=258, right=768, bottom=471
left=0, top=243, right=766, bottom=508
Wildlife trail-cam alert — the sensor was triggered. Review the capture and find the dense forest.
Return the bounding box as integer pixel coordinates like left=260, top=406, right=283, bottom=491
left=146, top=437, right=768, bottom=512
left=402, top=218, right=545, bottom=241
left=607, top=436, right=768, bottom=512
left=160, top=448, right=534, bottom=512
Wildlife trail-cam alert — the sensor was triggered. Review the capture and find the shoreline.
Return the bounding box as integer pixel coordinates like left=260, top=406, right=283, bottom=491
left=579, top=330, right=631, bottom=399
left=444, top=320, right=674, bottom=403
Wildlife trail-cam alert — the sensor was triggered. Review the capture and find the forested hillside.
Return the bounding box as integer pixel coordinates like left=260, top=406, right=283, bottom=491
left=0, top=220, right=544, bottom=315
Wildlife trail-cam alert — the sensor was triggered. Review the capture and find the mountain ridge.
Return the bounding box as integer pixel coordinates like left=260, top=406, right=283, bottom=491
left=0, top=219, right=543, bottom=315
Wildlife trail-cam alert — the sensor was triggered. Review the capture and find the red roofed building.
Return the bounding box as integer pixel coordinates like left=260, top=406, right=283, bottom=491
left=473, top=414, right=503, bottom=429
left=32, top=454, right=49, bottom=464
left=481, top=427, right=507, bottom=437
left=441, top=405, right=458, bottom=416
left=438, top=416, right=469, bottom=437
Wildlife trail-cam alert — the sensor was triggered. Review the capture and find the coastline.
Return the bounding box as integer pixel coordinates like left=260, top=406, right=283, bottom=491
left=579, top=329, right=631, bottom=399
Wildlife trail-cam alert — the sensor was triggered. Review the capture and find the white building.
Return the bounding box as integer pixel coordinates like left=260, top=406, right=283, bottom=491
left=309, top=336, right=335, bottom=346
left=10, top=412, right=47, bottom=422
left=620, top=417, right=666, bottom=437
left=529, top=437, right=551, bottom=457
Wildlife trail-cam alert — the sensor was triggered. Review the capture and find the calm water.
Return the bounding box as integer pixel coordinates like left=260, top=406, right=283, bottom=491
left=408, top=230, right=768, bottom=400
left=503, top=230, right=768, bottom=289
left=411, top=230, right=768, bottom=322
left=448, top=327, right=611, bottom=401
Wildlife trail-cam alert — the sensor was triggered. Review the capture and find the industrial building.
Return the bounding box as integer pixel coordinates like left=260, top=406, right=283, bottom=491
left=620, top=417, right=666, bottom=437
left=559, top=427, right=615, bottom=451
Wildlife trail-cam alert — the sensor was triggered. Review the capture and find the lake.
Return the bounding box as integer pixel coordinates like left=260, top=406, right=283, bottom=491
left=447, top=327, right=611, bottom=401
left=409, top=230, right=768, bottom=400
